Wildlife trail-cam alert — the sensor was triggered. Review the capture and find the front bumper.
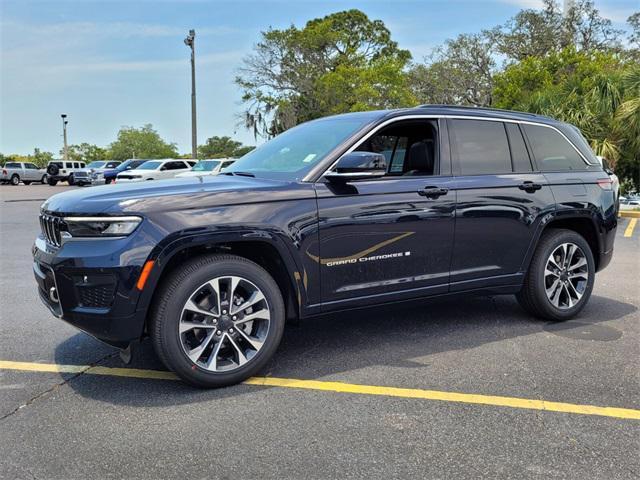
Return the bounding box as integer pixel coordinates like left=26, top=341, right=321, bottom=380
left=32, top=232, right=154, bottom=348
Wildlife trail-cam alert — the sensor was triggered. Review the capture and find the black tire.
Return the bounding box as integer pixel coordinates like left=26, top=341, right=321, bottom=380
left=105, top=178, right=112, bottom=185
left=23, top=181, right=32, bottom=185
left=47, top=164, right=59, bottom=176
left=10, top=174, right=20, bottom=185
left=517, top=229, right=595, bottom=321
left=150, top=254, right=285, bottom=388
left=47, top=178, right=58, bottom=186
left=67, top=174, right=75, bottom=186
left=41, top=175, right=47, bottom=184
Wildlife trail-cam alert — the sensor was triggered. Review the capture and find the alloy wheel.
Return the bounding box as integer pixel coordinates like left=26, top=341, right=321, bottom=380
left=178, top=275, right=271, bottom=372
left=544, top=243, right=589, bottom=310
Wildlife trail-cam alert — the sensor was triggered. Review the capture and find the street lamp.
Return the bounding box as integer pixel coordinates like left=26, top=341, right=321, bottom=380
left=184, top=29, right=197, bottom=160
left=61, top=114, right=69, bottom=161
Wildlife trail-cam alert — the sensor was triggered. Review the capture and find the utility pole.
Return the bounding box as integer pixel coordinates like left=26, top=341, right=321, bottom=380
left=61, top=114, right=69, bottom=161
left=184, top=29, right=197, bottom=160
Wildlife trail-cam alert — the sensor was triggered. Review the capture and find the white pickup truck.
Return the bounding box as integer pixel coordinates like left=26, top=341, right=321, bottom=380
left=1, top=162, right=48, bottom=185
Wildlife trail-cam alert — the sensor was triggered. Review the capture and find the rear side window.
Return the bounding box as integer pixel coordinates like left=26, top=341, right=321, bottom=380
left=450, top=119, right=511, bottom=175
left=522, top=124, right=586, bottom=171
left=5, top=162, right=20, bottom=168
left=505, top=123, right=532, bottom=172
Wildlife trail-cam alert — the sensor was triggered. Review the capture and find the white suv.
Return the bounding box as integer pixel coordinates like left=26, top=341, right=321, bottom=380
left=115, top=159, right=195, bottom=183
left=46, top=160, right=87, bottom=186
left=175, top=159, right=236, bottom=178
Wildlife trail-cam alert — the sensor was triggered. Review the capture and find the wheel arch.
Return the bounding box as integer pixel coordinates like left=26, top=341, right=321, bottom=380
left=138, top=233, right=304, bottom=337
left=523, top=213, right=602, bottom=273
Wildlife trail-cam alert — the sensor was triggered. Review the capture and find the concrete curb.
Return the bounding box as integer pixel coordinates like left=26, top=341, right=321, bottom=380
left=619, top=210, right=640, bottom=218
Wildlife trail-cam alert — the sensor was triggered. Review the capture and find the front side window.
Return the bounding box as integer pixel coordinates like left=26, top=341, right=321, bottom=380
left=450, top=119, right=511, bottom=175
left=523, top=124, right=586, bottom=171
left=25, top=163, right=38, bottom=169
left=355, top=120, right=437, bottom=177
left=164, top=161, right=187, bottom=170
left=73, top=162, right=80, bottom=168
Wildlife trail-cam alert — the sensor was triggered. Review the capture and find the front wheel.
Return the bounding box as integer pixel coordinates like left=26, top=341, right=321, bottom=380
left=150, top=254, right=285, bottom=387
left=517, top=229, right=595, bottom=321
left=47, top=178, right=58, bottom=186
left=67, top=174, right=75, bottom=186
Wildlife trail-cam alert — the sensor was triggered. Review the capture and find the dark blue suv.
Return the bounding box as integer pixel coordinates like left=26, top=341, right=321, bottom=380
left=33, top=106, right=617, bottom=387
left=103, top=159, right=147, bottom=184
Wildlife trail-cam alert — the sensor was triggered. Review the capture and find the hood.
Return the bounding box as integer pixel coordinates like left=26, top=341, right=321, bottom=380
left=42, top=175, right=314, bottom=215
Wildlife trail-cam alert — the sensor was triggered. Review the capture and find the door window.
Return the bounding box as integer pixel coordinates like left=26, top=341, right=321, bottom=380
left=25, top=163, right=39, bottom=169
left=165, top=161, right=187, bottom=170
left=522, top=124, right=586, bottom=171
left=450, top=120, right=511, bottom=175
left=355, top=120, right=437, bottom=176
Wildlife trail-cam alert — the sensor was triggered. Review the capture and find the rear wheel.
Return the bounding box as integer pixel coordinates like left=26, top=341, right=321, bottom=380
left=150, top=254, right=285, bottom=387
left=10, top=174, right=20, bottom=185
left=517, top=229, right=594, bottom=321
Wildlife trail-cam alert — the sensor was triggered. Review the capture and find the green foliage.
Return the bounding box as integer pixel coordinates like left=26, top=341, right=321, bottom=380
left=236, top=9, right=414, bottom=137
left=0, top=149, right=54, bottom=168
left=198, top=136, right=254, bottom=158
left=65, top=143, right=108, bottom=163
left=108, top=124, right=178, bottom=161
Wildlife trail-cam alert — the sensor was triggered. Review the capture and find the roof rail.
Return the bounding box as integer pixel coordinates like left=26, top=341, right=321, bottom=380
left=416, top=104, right=550, bottom=119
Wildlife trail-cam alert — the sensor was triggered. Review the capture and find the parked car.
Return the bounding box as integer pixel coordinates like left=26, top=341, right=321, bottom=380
left=115, top=159, right=194, bottom=182
left=1, top=162, right=47, bottom=185
left=175, top=159, right=236, bottom=178
left=103, top=159, right=148, bottom=184
left=73, top=161, right=122, bottom=187
left=33, top=105, right=618, bottom=388
left=46, top=160, right=87, bottom=186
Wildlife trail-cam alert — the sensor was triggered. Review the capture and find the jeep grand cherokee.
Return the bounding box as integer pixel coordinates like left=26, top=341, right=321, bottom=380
left=33, top=105, right=617, bottom=387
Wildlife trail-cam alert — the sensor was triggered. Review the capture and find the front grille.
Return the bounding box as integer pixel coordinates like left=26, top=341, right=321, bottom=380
left=39, top=213, right=63, bottom=247
left=74, top=171, right=89, bottom=178
left=77, top=284, right=116, bottom=308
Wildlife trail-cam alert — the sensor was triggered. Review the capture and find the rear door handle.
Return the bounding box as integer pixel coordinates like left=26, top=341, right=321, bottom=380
left=518, top=181, right=542, bottom=192
left=418, top=186, right=449, bottom=198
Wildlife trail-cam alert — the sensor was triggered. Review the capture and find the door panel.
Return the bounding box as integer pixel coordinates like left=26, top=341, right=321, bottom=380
left=315, top=177, right=456, bottom=305
left=450, top=173, right=555, bottom=289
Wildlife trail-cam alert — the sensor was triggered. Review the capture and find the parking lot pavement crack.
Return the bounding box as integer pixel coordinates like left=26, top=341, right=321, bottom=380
left=0, top=352, right=119, bottom=422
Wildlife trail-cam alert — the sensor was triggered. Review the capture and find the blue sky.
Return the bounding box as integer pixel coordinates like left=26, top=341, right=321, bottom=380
left=1, top=0, right=636, bottom=155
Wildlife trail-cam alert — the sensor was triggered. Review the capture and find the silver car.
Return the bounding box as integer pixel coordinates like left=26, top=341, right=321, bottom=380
left=1, top=162, right=47, bottom=185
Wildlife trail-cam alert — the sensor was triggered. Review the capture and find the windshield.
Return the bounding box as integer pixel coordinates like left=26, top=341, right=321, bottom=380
left=192, top=160, right=220, bottom=172
left=86, top=161, right=106, bottom=169
left=226, top=115, right=373, bottom=180
left=137, top=161, right=162, bottom=170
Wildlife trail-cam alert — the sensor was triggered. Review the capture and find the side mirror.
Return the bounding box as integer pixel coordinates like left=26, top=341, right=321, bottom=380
left=126, top=166, right=132, bottom=170
left=324, top=151, right=387, bottom=182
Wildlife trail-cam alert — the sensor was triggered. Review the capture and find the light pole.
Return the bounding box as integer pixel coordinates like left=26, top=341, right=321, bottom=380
left=184, top=29, right=197, bottom=160
left=61, top=114, right=69, bottom=161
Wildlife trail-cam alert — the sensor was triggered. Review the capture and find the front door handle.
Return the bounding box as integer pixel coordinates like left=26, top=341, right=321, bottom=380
left=518, top=181, right=542, bottom=192
left=418, top=186, right=449, bottom=198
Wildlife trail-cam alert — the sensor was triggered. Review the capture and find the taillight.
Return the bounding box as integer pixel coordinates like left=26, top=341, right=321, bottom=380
left=597, top=178, right=613, bottom=190
left=2, top=169, right=6, bottom=175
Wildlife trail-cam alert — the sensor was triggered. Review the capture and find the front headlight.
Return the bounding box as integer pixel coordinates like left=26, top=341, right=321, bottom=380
left=63, top=216, right=142, bottom=237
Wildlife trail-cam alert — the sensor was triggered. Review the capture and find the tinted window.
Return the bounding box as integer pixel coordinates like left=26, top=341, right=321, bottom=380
left=64, top=162, right=73, bottom=169
left=505, top=123, right=532, bottom=172
left=523, top=124, right=586, bottom=171
left=221, top=161, right=235, bottom=168
left=165, top=161, right=187, bottom=170
left=450, top=120, right=511, bottom=175
left=138, top=161, right=162, bottom=170
left=25, top=163, right=38, bottom=169
left=5, top=162, right=21, bottom=168
left=73, top=162, right=80, bottom=168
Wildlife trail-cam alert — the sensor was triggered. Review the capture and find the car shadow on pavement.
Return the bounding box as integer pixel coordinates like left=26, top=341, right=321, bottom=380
left=54, top=293, right=637, bottom=407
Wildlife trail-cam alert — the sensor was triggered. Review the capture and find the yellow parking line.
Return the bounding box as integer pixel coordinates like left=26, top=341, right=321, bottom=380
left=624, top=218, right=637, bottom=237
left=1, top=360, right=639, bottom=420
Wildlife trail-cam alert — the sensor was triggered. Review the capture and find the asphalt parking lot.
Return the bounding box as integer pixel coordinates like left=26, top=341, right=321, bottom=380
left=1, top=184, right=639, bottom=479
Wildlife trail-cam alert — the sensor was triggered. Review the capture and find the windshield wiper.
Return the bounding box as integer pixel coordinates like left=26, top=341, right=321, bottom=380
left=223, top=171, right=255, bottom=177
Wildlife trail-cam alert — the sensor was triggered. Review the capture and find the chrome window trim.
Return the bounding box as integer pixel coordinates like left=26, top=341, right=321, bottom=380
left=64, top=216, right=142, bottom=223
left=308, top=114, right=593, bottom=182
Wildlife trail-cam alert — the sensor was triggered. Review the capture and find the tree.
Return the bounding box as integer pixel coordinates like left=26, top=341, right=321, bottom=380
left=197, top=136, right=255, bottom=159
left=65, top=143, right=108, bottom=163
left=488, top=0, right=622, bottom=63
left=409, top=33, right=495, bottom=106
left=32, top=148, right=54, bottom=167
left=236, top=9, right=414, bottom=137
left=108, top=125, right=178, bottom=161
